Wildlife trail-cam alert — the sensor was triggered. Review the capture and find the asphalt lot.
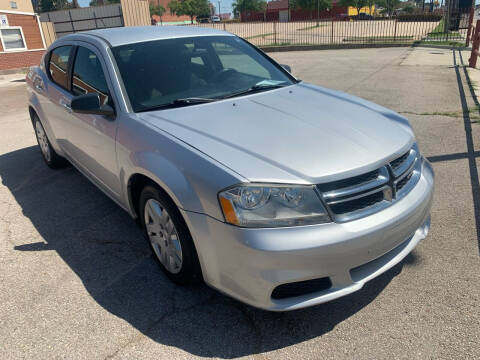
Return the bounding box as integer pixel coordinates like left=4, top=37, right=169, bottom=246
left=0, top=47, right=479, bottom=359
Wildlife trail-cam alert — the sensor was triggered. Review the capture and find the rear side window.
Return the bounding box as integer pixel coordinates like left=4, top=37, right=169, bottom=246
left=72, top=46, right=110, bottom=106
left=49, top=46, right=72, bottom=89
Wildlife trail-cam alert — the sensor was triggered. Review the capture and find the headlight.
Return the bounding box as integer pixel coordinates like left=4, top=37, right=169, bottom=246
left=218, top=184, right=331, bottom=228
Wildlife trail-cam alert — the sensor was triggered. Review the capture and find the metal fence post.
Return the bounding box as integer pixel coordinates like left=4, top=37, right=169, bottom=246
left=331, top=17, right=334, bottom=44
left=393, top=18, right=397, bottom=42
left=274, top=21, right=277, bottom=45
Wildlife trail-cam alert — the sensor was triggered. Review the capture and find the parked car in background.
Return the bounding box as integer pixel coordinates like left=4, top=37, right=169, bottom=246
left=211, top=15, right=221, bottom=22
left=26, top=26, right=434, bottom=311
left=353, top=13, right=374, bottom=20
left=335, top=13, right=351, bottom=21
left=197, top=16, right=210, bottom=23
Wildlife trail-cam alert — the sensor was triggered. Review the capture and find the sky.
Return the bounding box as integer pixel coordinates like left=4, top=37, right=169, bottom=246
left=77, top=0, right=234, bottom=14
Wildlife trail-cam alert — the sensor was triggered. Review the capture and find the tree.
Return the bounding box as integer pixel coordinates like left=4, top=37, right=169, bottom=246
left=39, top=0, right=69, bottom=12
left=403, top=4, right=415, bottom=13
left=168, top=0, right=210, bottom=24
left=377, top=0, right=400, bottom=16
left=288, top=0, right=331, bottom=11
left=150, top=3, right=166, bottom=17
left=365, top=0, right=375, bottom=15
left=232, top=0, right=267, bottom=19
left=339, top=0, right=367, bottom=16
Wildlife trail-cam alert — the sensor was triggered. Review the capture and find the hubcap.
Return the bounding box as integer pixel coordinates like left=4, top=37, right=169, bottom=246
left=144, top=199, right=183, bottom=274
left=35, top=120, right=51, bottom=162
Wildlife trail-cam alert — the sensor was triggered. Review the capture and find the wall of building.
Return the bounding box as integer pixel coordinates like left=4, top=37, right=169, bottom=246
left=0, top=12, right=44, bottom=48
left=0, top=0, right=34, bottom=13
left=0, top=49, right=43, bottom=70
left=0, top=12, right=45, bottom=70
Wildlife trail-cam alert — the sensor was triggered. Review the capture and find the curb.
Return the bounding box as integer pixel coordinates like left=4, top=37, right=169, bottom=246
left=0, top=67, right=29, bottom=76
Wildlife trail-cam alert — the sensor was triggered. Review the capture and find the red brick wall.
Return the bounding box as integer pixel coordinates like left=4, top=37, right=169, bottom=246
left=0, top=50, right=44, bottom=70
left=0, top=12, right=45, bottom=70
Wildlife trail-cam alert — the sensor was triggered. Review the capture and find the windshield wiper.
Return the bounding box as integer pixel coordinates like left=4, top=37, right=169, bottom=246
left=138, top=97, right=216, bottom=112
left=221, top=83, right=288, bottom=99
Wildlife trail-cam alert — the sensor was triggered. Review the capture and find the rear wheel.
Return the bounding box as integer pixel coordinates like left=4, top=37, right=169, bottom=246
left=139, top=185, right=202, bottom=285
left=33, top=115, right=68, bottom=169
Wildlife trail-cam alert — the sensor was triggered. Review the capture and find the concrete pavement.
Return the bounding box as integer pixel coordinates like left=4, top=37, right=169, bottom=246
left=0, top=47, right=479, bottom=359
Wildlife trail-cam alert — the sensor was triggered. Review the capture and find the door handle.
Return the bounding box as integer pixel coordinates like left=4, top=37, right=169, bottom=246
left=33, top=78, right=44, bottom=93
left=59, top=99, right=72, bottom=113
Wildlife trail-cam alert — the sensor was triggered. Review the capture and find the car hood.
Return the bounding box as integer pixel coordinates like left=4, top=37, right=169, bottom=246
left=140, top=83, right=415, bottom=184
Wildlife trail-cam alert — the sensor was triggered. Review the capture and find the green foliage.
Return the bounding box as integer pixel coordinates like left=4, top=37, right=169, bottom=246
left=377, top=0, right=400, bottom=16
left=168, top=0, right=211, bottom=23
left=365, top=0, right=375, bottom=14
left=150, top=3, right=166, bottom=17
left=232, top=0, right=267, bottom=18
left=288, top=0, right=332, bottom=11
left=403, top=4, right=415, bottom=13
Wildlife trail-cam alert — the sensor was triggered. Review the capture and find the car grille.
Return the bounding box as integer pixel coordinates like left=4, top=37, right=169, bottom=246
left=317, top=145, right=421, bottom=222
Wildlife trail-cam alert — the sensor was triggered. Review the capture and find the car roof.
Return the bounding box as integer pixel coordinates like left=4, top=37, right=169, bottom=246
left=78, top=26, right=233, bottom=47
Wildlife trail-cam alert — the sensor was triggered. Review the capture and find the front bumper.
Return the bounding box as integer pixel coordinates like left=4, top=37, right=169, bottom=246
left=182, top=159, right=434, bottom=311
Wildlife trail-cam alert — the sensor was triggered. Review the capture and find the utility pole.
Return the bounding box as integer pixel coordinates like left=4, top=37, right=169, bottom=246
left=218, top=0, right=221, bottom=17
left=317, top=0, right=319, bottom=26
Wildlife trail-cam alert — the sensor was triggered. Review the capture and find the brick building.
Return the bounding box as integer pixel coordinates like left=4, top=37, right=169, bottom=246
left=0, top=0, right=47, bottom=70
left=242, top=0, right=374, bottom=22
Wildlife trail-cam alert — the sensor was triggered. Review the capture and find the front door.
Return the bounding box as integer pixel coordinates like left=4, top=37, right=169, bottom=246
left=62, top=44, right=121, bottom=199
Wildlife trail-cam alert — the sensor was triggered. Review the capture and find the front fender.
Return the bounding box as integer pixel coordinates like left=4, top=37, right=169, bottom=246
left=117, top=116, right=245, bottom=221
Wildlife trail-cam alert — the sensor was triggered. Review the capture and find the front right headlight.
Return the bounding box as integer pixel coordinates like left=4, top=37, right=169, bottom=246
left=218, top=184, right=331, bottom=228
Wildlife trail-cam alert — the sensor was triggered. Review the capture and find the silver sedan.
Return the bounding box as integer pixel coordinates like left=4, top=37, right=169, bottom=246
left=26, top=26, right=434, bottom=311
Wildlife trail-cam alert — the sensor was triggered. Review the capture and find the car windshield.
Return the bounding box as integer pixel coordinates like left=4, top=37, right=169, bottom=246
left=111, top=36, right=295, bottom=112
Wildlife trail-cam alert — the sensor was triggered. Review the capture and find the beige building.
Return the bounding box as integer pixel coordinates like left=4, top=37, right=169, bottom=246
left=0, top=0, right=34, bottom=13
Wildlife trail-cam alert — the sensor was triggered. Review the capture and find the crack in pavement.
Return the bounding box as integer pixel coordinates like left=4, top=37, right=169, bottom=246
left=103, top=291, right=218, bottom=360
left=399, top=109, right=480, bottom=120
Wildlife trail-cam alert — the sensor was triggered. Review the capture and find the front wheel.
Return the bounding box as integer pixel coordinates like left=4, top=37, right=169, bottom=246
left=33, top=115, right=68, bottom=169
left=139, top=185, right=202, bottom=285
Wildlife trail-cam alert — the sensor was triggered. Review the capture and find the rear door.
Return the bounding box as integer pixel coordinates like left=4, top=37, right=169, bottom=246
left=43, top=45, right=75, bottom=149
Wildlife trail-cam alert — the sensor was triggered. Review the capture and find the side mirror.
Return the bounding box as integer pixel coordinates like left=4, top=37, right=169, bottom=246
left=280, top=64, right=292, bottom=73
left=71, top=93, right=114, bottom=117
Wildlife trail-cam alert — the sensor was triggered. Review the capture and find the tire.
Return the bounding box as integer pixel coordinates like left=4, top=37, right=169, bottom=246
left=33, top=115, right=68, bottom=169
left=139, top=184, right=202, bottom=285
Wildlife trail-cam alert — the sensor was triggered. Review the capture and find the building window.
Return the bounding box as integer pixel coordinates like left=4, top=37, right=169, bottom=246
left=10, top=1, right=17, bottom=8
left=0, top=28, right=26, bottom=51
